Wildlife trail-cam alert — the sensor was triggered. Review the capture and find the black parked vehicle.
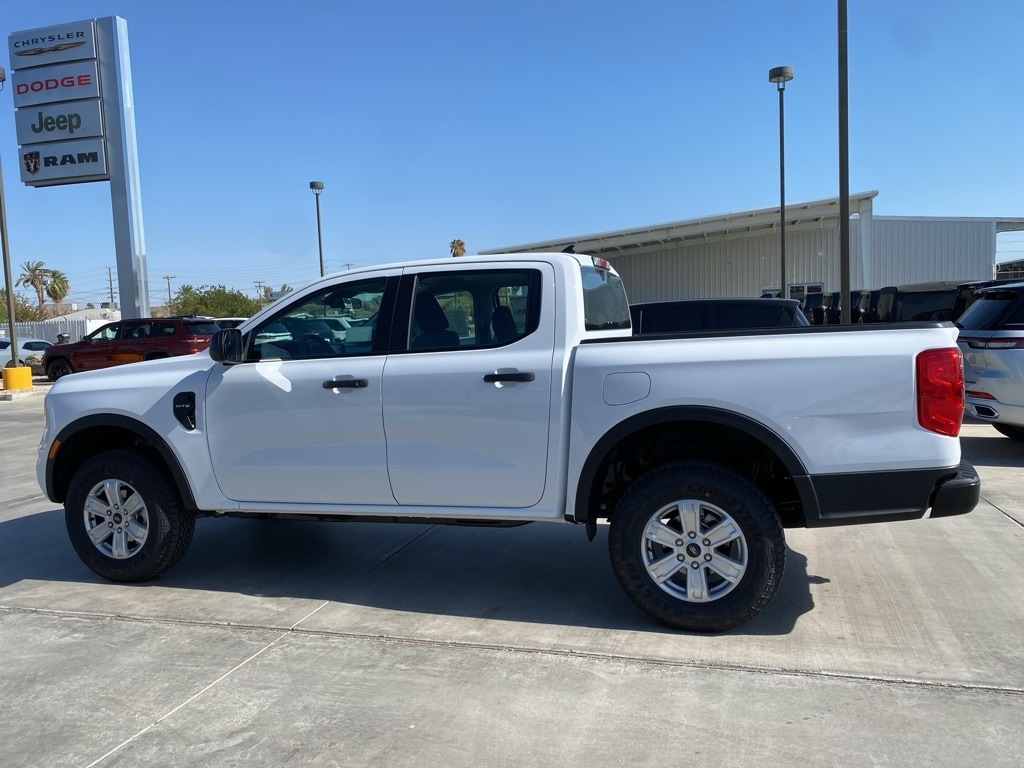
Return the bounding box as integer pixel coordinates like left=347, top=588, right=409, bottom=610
left=858, top=279, right=1015, bottom=324
left=630, top=297, right=809, bottom=335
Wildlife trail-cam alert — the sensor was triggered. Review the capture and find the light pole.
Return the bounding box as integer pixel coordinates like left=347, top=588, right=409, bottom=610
left=768, top=65, right=793, bottom=300
left=309, top=181, right=325, bottom=277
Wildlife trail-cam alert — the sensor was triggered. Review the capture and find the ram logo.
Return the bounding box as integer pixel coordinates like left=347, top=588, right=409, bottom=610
left=23, top=152, right=40, bottom=175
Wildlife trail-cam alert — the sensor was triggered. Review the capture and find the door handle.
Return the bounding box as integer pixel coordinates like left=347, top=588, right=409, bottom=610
left=323, top=378, right=368, bottom=389
left=483, top=372, right=535, bottom=383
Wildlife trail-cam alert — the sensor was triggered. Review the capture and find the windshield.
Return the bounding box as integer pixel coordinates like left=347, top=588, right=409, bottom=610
left=581, top=266, right=630, bottom=330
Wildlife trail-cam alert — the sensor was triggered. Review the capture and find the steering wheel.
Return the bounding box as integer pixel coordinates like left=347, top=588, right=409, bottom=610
left=301, top=335, right=334, bottom=357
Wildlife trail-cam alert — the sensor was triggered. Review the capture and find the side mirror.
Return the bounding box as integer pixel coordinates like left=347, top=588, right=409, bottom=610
left=208, top=328, right=244, bottom=363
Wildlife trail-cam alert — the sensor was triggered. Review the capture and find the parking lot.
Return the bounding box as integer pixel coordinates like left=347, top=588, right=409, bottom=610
left=1, top=389, right=1022, bottom=767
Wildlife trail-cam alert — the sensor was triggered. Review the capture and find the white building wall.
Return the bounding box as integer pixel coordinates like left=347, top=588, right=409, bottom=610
left=870, top=218, right=995, bottom=286
left=611, top=217, right=997, bottom=303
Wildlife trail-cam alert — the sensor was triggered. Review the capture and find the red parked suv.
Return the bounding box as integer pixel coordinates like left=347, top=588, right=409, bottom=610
left=43, top=316, right=222, bottom=381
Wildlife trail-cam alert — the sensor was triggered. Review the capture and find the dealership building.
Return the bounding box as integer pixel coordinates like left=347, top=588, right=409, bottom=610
left=482, top=191, right=1024, bottom=304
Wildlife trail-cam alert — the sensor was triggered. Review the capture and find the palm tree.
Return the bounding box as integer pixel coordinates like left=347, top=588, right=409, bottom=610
left=450, top=239, right=466, bottom=258
left=46, top=269, right=70, bottom=314
left=16, top=260, right=49, bottom=312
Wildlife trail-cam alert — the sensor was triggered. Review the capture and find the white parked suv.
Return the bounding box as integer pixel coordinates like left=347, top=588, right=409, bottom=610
left=956, top=281, right=1024, bottom=440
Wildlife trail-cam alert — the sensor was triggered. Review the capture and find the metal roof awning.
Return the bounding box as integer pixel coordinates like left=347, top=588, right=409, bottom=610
left=481, top=191, right=880, bottom=256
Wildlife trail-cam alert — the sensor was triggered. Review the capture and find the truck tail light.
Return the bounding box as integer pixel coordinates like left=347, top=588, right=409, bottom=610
left=916, top=348, right=964, bottom=437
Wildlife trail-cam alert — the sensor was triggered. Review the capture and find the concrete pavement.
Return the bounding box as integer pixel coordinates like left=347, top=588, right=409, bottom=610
left=1, top=393, right=1022, bottom=766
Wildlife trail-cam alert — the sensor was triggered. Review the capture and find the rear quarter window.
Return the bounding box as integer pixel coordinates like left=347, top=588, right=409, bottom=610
left=581, top=267, right=630, bottom=331
left=957, top=294, right=1019, bottom=331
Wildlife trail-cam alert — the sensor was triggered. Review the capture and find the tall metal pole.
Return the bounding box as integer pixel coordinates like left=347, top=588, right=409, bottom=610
left=0, top=67, right=20, bottom=367
left=778, top=85, right=787, bottom=299
left=1, top=149, right=20, bottom=367
left=838, top=0, right=852, bottom=324
left=310, top=181, right=325, bottom=277
left=769, top=66, right=794, bottom=300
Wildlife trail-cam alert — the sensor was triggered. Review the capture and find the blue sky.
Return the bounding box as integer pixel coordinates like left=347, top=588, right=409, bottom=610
left=1, top=0, right=1022, bottom=309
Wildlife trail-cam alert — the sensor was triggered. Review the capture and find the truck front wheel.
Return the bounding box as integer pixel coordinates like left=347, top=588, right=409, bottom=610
left=65, top=449, right=195, bottom=582
left=608, top=461, right=785, bottom=632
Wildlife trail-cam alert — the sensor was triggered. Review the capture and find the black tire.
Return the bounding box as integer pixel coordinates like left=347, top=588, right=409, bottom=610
left=47, top=358, right=75, bottom=381
left=993, top=424, right=1024, bottom=441
left=608, top=461, right=785, bottom=632
left=64, top=449, right=195, bottom=582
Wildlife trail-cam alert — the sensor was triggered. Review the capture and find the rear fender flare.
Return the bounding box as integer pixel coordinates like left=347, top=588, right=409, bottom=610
left=572, top=405, right=813, bottom=526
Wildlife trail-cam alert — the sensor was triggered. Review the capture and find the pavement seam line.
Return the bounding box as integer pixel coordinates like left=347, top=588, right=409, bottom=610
left=4, top=604, right=1022, bottom=699
left=287, top=525, right=438, bottom=630
left=983, top=495, right=1024, bottom=530
left=81, top=630, right=290, bottom=768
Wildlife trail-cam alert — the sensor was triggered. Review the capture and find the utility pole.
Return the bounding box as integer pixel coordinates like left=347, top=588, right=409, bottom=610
left=342, top=263, right=354, bottom=270
left=838, top=0, right=852, bottom=324
left=162, top=275, right=174, bottom=306
left=254, top=280, right=265, bottom=307
left=107, top=267, right=116, bottom=308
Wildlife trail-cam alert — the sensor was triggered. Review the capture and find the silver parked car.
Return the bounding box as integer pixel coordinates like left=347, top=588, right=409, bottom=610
left=956, top=282, right=1024, bottom=440
left=0, top=337, right=52, bottom=373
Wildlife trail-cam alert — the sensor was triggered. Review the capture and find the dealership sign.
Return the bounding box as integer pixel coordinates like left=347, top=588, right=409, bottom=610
left=11, top=60, right=100, bottom=108
left=18, top=138, right=108, bottom=183
left=15, top=99, right=104, bottom=144
left=8, top=20, right=108, bottom=186
left=8, top=19, right=96, bottom=68
left=6, top=16, right=151, bottom=319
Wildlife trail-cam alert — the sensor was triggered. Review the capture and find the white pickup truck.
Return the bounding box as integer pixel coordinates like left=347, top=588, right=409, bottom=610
left=37, top=253, right=979, bottom=632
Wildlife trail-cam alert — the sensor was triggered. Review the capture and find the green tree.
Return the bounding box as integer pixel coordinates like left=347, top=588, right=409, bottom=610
left=0, top=289, right=46, bottom=322
left=16, top=260, right=49, bottom=313
left=450, top=239, right=466, bottom=258
left=45, top=269, right=71, bottom=314
left=168, top=284, right=260, bottom=317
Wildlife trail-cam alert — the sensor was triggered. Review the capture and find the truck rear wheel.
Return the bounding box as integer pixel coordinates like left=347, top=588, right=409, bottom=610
left=608, top=461, right=785, bottom=632
left=65, top=449, right=195, bottom=582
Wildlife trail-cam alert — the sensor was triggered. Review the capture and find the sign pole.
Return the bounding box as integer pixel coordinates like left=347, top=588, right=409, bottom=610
left=96, top=16, right=149, bottom=318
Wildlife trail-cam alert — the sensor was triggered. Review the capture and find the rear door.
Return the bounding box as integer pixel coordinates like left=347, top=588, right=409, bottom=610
left=382, top=264, right=555, bottom=508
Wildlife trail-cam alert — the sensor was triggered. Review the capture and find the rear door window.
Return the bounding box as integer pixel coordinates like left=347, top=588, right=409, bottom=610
left=184, top=321, right=222, bottom=335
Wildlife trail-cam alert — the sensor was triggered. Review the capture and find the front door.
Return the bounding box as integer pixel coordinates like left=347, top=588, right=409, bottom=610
left=205, top=275, right=397, bottom=506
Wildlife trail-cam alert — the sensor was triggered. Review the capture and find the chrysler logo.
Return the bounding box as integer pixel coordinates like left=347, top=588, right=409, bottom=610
left=13, top=41, right=86, bottom=57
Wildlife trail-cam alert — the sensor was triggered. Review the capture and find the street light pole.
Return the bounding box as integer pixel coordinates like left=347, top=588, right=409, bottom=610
left=309, top=181, right=325, bottom=277
left=769, top=65, right=794, bottom=301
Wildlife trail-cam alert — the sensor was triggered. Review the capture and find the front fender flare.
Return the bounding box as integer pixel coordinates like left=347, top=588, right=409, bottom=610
left=46, top=413, right=200, bottom=513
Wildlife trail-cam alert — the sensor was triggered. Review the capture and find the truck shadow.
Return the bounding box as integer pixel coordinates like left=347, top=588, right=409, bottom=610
left=959, top=432, right=1024, bottom=469
left=0, top=511, right=818, bottom=636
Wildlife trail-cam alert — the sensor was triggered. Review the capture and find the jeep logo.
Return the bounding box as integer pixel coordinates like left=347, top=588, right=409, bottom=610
left=30, top=111, right=83, bottom=135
